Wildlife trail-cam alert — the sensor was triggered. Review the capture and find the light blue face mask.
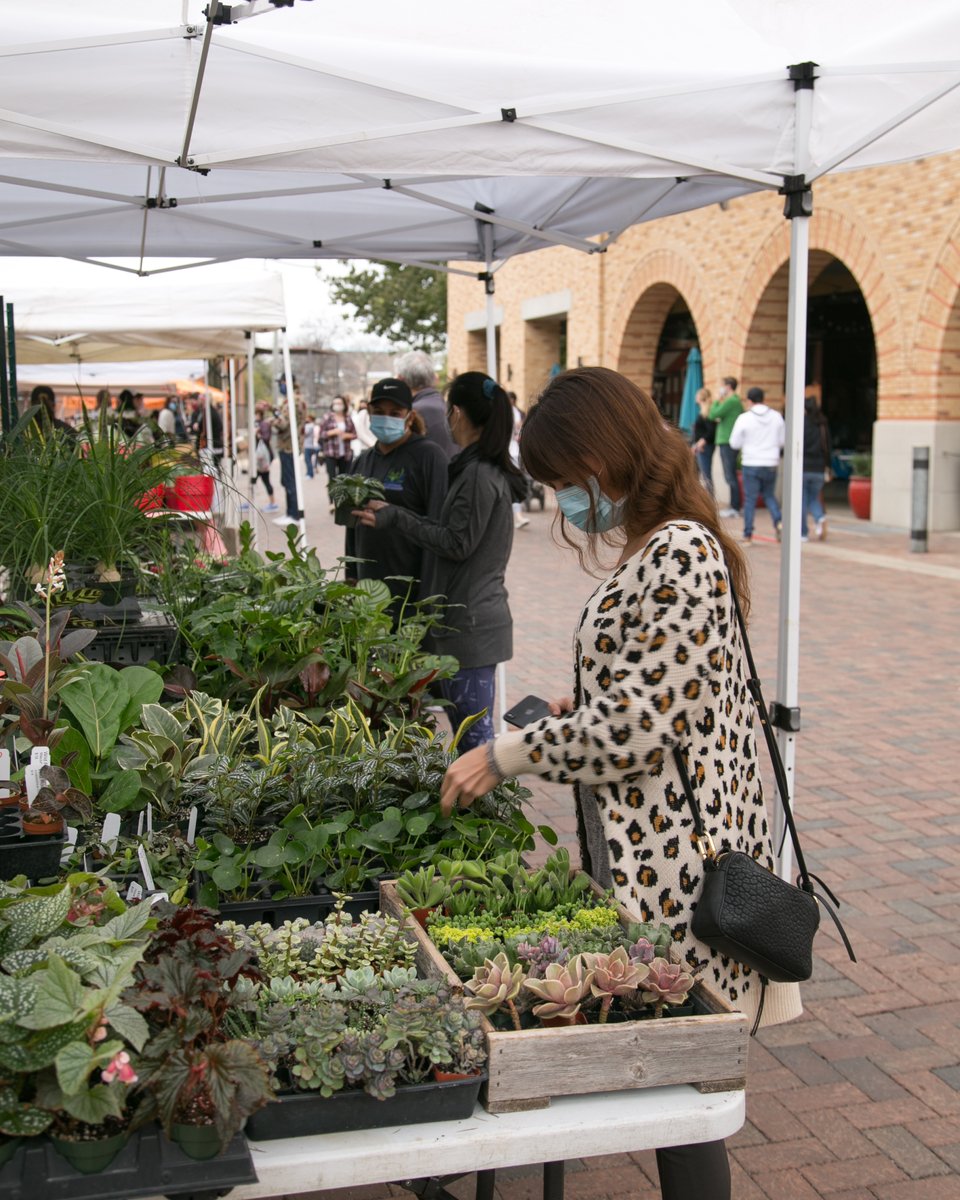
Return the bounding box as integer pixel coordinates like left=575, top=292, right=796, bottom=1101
left=370, top=414, right=407, bottom=445
left=556, top=477, right=625, bottom=533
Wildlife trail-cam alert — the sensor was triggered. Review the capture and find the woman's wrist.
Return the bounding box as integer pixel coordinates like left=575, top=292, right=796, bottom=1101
left=485, top=739, right=505, bottom=784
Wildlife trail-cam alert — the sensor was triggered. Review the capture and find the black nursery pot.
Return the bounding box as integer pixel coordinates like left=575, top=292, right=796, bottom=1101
left=0, top=831, right=64, bottom=883
left=334, top=502, right=358, bottom=528
left=246, top=1073, right=486, bottom=1141
left=211, top=889, right=380, bottom=927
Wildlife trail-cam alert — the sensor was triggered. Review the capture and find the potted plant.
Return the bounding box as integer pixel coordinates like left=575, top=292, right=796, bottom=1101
left=327, top=474, right=386, bottom=528
left=126, top=904, right=273, bottom=1159
left=393, top=866, right=448, bottom=927
left=848, top=452, right=872, bottom=520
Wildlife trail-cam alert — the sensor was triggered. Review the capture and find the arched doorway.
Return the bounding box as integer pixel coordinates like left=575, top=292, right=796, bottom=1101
left=742, top=253, right=877, bottom=454
left=617, top=285, right=699, bottom=423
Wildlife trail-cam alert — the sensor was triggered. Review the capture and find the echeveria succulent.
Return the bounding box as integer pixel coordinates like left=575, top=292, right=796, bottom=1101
left=522, top=954, right=595, bottom=1020
left=465, top=952, right=526, bottom=1018
left=587, top=946, right=649, bottom=997
left=626, top=937, right=656, bottom=964
left=641, top=957, right=694, bottom=1013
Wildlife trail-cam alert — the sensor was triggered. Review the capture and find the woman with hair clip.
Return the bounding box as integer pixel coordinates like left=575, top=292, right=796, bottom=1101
left=354, top=371, right=527, bottom=751
left=437, top=366, right=802, bottom=1200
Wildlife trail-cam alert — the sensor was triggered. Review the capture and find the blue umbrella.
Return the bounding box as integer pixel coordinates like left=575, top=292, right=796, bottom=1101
left=677, top=346, right=702, bottom=434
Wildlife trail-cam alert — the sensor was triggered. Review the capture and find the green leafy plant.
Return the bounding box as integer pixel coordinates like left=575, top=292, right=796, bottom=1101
left=849, top=452, right=872, bottom=478
left=327, top=473, right=386, bottom=513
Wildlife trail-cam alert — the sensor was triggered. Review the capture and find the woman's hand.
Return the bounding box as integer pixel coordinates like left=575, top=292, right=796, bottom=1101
left=440, top=744, right=500, bottom=817
left=352, top=499, right=388, bottom=527
left=548, top=695, right=574, bottom=716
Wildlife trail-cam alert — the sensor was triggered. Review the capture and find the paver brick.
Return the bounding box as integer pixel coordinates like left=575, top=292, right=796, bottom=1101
left=795, top=1110, right=879, bottom=1161
left=871, top=1179, right=960, bottom=1200
left=731, top=1137, right=837, bottom=1174
left=800, top=1154, right=907, bottom=1192
left=833, top=1058, right=914, bottom=1101
left=864, top=1127, right=955, bottom=1180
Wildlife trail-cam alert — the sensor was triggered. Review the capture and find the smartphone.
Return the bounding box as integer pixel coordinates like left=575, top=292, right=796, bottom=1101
left=502, top=694, right=553, bottom=728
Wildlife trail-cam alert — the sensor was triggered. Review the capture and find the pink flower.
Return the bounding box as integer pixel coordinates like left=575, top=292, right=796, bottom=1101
left=101, top=1051, right=138, bottom=1085
left=90, top=1022, right=108, bottom=1044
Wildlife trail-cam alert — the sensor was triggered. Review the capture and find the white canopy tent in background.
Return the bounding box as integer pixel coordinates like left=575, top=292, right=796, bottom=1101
left=3, top=0, right=960, bottom=876
left=5, top=266, right=303, bottom=543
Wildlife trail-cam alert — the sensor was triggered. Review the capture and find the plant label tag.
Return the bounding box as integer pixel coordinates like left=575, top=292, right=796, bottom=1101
left=146, top=803, right=153, bottom=834
left=148, top=891, right=169, bottom=906
left=65, top=825, right=78, bottom=847
left=24, top=764, right=42, bottom=803
left=136, top=810, right=145, bottom=837
left=0, top=749, right=9, bottom=785
left=187, top=806, right=198, bottom=845
left=100, top=813, right=121, bottom=850
left=29, top=746, right=51, bottom=769
left=137, top=845, right=156, bottom=894
left=126, top=881, right=143, bottom=902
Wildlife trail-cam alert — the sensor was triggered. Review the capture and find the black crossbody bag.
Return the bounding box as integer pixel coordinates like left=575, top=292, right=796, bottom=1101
left=674, top=584, right=856, bottom=1018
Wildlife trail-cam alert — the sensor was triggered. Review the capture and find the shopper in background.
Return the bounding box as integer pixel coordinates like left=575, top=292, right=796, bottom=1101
left=29, top=385, right=77, bottom=441
left=302, top=412, right=318, bottom=479
left=709, top=376, right=743, bottom=517
left=690, top=386, right=716, bottom=494
left=354, top=372, right=526, bottom=750
left=352, top=395, right=377, bottom=456
left=273, top=397, right=308, bottom=521
left=728, top=386, right=785, bottom=544
left=801, top=391, right=832, bottom=542
left=317, top=397, right=356, bottom=511
left=394, top=350, right=457, bottom=458
left=438, top=365, right=802, bottom=1200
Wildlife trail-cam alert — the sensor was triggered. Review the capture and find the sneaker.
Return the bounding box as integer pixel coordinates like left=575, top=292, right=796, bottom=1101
left=515, top=515, right=530, bottom=529
left=272, top=515, right=295, bottom=527
left=815, top=517, right=827, bottom=541
left=774, top=520, right=783, bottom=542
left=801, top=535, right=809, bottom=543
left=239, top=501, right=250, bottom=511
left=741, top=535, right=752, bottom=544
left=263, top=502, right=279, bottom=512
left=719, top=507, right=737, bottom=518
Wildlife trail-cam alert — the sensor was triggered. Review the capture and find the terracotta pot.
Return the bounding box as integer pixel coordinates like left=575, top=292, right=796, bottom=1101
left=167, top=474, right=214, bottom=512
left=0, top=789, right=24, bottom=809
left=539, top=1011, right=589, bottom=1029
left=432, top=1067, right=482, bottom=1083
left=135, top=484, right=166, bottom=511
left=22, top=815, right=64, bottom=837
left=848, top=475, right=872, bottom=520
left=411, top=906, right=436, bottom=929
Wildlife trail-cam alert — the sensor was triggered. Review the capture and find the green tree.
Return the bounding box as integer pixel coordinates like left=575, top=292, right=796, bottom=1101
left=327, top=262, right=446, bottom=351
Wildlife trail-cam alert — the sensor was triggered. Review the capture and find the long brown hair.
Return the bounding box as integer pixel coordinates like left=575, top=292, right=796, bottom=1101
left=520, top=367, right=750, bottom=616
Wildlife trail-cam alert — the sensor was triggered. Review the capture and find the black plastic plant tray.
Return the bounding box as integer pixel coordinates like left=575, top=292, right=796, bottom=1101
left=0, top=833, right=64, bottom=882
left=213, top=890, right=380, bottom=927
left=0, top=1125, right=256, bottom=1200
left=246, top=1073, right=486, bottom=1141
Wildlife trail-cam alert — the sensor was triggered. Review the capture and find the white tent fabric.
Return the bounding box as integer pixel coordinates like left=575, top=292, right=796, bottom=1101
left=4, top=0, right=960, bottom=879
left=0, top=1, right=957, bottom=269
left=9, top=269, right=286, bottom=363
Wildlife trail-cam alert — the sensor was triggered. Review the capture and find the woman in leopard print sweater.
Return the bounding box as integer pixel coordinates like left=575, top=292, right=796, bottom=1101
left=441, top=368, right=802, bottom=1200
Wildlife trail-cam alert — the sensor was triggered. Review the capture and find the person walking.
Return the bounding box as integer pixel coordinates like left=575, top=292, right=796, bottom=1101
left=354, top=372, right=526, bottom=750
left=273, top=397, right=308, bottom=522
left=351, top=396, right=377, bottom=456
left=437, top=365, right=801, bottom=1200
left=302, top=412, right=318, bottom=479
left=690, top=386, right=716, bottom=493
left=709, top=376, right=743, bottom=517
left=801, top=392, right=831, bottom=542
left=345, top=378, right=448, bottom=618
left=317, top=397, right=356, bottom=510
left=729, top=386, right=785, bottom=543
left=394, top=350, right=457, bottom=458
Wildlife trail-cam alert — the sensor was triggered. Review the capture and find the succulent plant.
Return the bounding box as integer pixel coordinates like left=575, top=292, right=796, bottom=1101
left=394, top=867, right=448, bottom=911
left=626, top=937, right=656, bottom=964
left=585, top=946, right=649, bottom=1023
left=641, top=957, right=695, bottom=1017
left=522, top=954, right=595, bottom=1021
left=515, top=934, right=570, bottom=979
left=465, top=952, right=526, bottom=1028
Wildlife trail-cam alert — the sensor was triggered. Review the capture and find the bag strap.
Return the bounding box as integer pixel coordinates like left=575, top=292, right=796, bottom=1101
left=673, top=577, right=856, bottom=963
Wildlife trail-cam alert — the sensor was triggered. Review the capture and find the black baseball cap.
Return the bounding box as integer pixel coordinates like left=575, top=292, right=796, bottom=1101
left=370, top=378, right=413, bottom=409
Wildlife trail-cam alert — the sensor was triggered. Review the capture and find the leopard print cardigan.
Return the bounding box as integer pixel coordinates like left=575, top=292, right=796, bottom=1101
left=492, top=520, right=802, bottom=1026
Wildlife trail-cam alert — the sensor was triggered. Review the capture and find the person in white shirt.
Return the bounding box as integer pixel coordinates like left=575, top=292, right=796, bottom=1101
left=351, top=397, right=377, bottom=454
left=728, top=386, right=785, bottom=544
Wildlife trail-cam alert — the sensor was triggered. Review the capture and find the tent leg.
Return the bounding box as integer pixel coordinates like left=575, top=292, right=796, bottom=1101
left=482, top=227, right=498, bottom=379
left=246, top=338, right=259, bottom=552
left=222, top=356, right=240, bottom=556
left=774, top=210, right=809, bottom=883
left=281, top=330, right=308, bottom=547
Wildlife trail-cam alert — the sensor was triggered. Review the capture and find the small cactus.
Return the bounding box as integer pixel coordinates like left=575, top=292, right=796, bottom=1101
left=522, top=954, right=595, bottom=1021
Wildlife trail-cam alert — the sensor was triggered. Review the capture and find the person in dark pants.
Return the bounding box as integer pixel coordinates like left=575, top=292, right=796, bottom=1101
left=354, top=373, right=526, bottom=750
left=439, top=366, right=803, bottom=1200
left=690, top=386, right=716, bottom=493
left=800, top=391, right=832, bottom=541
left=273, top=399, right=307, bottom=520
left=729, top=386, right=785, bottom=543
left=709, top=377, right=743, bottom=517
left=318, top=397, right=356, bottom=510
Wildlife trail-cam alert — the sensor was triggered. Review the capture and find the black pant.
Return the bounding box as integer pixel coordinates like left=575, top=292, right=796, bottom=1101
left=278, top=450, right=302, bottom=519
left=656, top=1139, right=730, bottom=1200
left=324, top=454, right=352, bottom=492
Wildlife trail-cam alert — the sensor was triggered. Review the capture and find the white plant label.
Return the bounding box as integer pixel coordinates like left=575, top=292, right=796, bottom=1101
left=137, top=845, right=156, bottom=894
left=126, top=881, right=143, bottom=903
left=24, top=764, right=42, bottom=803
left=187, top=806, right=198, bottom=845
left=30, top=746, right=51, bottom=769
left=100, top=813, right=122, bottom=850
left=0, top=749, right=10, bottom=786
left=136, top=810, right=145, bottom=837
left=148, top=891, right=169, bottom=906
left=146, top=803, right=153, bottom=834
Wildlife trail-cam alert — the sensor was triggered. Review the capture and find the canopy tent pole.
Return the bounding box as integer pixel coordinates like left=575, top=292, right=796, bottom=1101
left=246, top=335, right=259, bottom=551
left=773, top=64, right=816, bottom=882
left=221, top=355, right=240, bottom=554
left=281, top=329, right=307, bottom=546
left=228, top=356, right=239, bottom=462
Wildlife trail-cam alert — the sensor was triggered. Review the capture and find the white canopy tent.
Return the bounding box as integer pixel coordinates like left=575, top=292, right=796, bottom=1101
left=3, top=0, right=960, bottom=876
left=5, top=267, right=304, bottom=543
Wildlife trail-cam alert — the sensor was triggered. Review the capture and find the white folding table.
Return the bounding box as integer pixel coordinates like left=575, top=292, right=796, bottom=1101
left=220, top=1085, right=745, bottom=1200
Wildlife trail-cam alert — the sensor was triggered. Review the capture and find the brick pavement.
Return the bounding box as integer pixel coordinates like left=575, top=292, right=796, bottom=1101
left=251, top=476, right=960, bottom=1200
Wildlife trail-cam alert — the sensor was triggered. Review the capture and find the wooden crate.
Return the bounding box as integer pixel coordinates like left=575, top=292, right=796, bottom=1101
left=380, top=878, right=748, bottom=1113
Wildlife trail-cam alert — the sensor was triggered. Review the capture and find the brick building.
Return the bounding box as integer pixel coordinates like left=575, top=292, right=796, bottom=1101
left=447, top=153, right=960, bottom=530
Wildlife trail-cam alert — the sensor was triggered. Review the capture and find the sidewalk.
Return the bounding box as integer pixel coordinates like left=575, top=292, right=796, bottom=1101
left=253, top=473, right=960, bottom=1200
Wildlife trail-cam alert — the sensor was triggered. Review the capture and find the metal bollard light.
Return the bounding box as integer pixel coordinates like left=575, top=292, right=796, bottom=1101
left=910, top=447, right=930, bottom=553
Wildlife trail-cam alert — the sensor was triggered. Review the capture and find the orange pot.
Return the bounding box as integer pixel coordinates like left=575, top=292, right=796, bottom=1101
left=848, top=476, right=872, bottom=520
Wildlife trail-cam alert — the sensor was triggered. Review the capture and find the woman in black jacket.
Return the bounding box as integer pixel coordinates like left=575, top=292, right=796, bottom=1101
left=354, top=372, right=526, bottom=750
left=801, top=393, right=832, bottom=540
